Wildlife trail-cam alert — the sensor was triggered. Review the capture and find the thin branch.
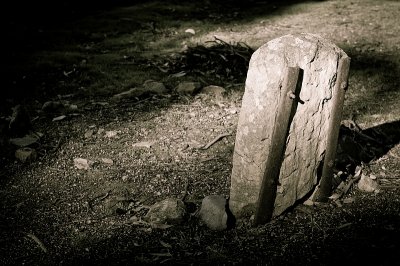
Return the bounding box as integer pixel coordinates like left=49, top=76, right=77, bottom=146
left=201, top=132, right=231, bottom=150
left=26, top=233, right=48, bottom=253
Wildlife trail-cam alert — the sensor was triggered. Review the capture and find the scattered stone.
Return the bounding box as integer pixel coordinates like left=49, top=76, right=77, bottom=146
left=73, top=158, right=90, bottom=170
left=111, top=88, right=147, bottom=102
left=84, top=129, right=94, bottom=139
left=68, top=104, right=78, bottom=112
left=144, top=197, right=186, bottom=225
left=15, top=147, right=37, bottom=163
left=176, top=82, right=202, bottom=95
left=357, top=174, right=380, bottom=193
left=101, top=158, right=113, bottom=165
left=143, top=80, right=168, bottom=94
left=198, top=195, right=230, bottom=231
left=97, top=128, right=105, bottom=135
left=200, top=85, right=226, bottom=97
left=105, top=130, right=118, bottom=138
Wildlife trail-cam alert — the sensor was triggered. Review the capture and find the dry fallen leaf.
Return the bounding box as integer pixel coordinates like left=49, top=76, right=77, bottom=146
left=52, top=115, right=66, bottom=122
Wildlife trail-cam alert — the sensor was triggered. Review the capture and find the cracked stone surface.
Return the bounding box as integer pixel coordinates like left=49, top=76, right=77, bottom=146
left=229, top=33, right=349, bottom=218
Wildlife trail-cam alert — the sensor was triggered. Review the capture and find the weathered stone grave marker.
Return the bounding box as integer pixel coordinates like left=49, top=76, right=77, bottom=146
left=229, top=33, right=350, bottom=225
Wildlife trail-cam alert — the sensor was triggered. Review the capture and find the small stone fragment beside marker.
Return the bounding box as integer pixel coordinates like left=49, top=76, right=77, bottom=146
left=198, top=195, right=231, bottom=231
left=144, top=198, right=186, bottom=225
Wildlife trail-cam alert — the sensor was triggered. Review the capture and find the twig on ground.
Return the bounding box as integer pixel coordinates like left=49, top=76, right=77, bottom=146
left=201, top=132, right=231, bottom=150
left=26, top=233, right=48, bottom=253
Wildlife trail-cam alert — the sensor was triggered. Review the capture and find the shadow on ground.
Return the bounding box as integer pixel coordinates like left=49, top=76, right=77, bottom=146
left=335, top=47, right=400, bottom=173
left=337, top=120, right=400, bottom=173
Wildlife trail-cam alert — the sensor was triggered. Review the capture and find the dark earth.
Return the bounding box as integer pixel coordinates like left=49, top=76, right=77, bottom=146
left=1, top=0, right=399, bottom=265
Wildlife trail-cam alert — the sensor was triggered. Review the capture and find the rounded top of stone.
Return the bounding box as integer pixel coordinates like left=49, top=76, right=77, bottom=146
left=251, top=33, right=349, bottom=70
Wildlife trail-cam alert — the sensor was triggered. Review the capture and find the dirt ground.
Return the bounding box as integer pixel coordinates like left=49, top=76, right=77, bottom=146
left=1, top=0, right=400, bottom=265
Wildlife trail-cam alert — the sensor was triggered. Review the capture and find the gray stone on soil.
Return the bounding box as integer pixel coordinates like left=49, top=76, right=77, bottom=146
left=357, top=174, right=380, bottom=193
left=198, top=195, right=228, bottom=231
left=176, top=82, right=202, bottom=95
left=200, top=85, right=226, bottom=101
left=15, top=147, right=37, bottom=163
left=144, top=197, right=186, bottom=225
left=143, top=80, right=168, bottom=94
left=200, top=85, right=226, bottom=96
left=229, top=33, right=350, bottom=219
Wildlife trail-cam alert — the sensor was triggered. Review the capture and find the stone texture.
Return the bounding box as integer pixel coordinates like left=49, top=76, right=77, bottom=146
left=357, top=174, right=380, bottom=193
left=198, top=195, right=228, bottom=231
left=200, top=85, right=226, bottom=96
left=176, top=82, right=202, bottom=94
left=9, top=105, right=31, bottom=137
left=143, top=80, right=168, bottom=94
left=229, top=33, right=350, bottom=219
left=73, top=158, right=90, bottom=170
left=144, top=197, right=186, bottom=225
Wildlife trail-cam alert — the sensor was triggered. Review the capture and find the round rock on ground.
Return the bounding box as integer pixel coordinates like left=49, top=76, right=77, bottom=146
left=144, top=197, right=186, bottom=225
left=198, top=195, right=230, bottom=231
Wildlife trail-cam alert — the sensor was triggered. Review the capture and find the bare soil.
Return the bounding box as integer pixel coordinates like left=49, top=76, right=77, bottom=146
left=1, top=0, right=400, bottom=265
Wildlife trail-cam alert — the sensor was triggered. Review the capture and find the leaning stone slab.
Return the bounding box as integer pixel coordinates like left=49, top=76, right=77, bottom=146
left=229, top=33, right=350, bottom=220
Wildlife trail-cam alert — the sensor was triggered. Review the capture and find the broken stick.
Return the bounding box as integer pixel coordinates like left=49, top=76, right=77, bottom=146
left=201, top=132, right=231, bottom=150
